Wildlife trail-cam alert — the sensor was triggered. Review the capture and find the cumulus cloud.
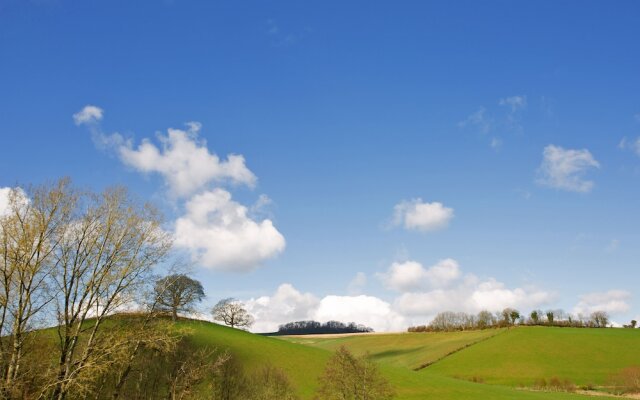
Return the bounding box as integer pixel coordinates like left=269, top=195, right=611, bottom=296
left=0, top=187, right=28, bottom=217
left=245, top=284, right=405, bottom=333
left=395, top=276, right=552, bottom=320
left=244, top=268, right=551, bottom=332
left=0, top=188, right=12, bottom=216
left=245, top=284, right=319, bottom=332
left=573, top=290, right=631, bottom=316
left=499, top=95, right=527, bottom=112
left=378, top=259, right=461, bottom=292
left=618, top=136, right=640, bottom=156
left=118, top=124, right=256, bottom=197
left=174, top=189, right=285, bottom=271
left=75, top=106, right=286, bottom=271
left=73, top=105, right=103, bottom=125
left=313, top=295, right=406, bottom=332
left=386, top=259, right=553, bottom=322
left=392, top=199, right=454, bottom=232
left=537, top=145, right=600, bottom=193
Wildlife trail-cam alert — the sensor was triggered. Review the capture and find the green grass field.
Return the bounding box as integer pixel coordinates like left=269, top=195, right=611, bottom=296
left=282, top=329, right=502, bottom=370
left=178, top=321, right=631, bottom=399
left=427, top=326, right=640, bottom=387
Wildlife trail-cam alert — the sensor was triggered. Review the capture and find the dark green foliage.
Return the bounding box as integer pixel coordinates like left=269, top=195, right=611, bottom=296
left=155, top=274, right=206, bottom=321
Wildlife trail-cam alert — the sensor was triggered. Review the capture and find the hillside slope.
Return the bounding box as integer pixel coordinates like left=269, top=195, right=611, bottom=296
left=186, top=321, right=591, bottom=399
left=426, top=326, right=640, bottom=387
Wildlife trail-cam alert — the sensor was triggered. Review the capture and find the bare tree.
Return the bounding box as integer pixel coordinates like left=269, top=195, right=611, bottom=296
left=212, top=298, right=254, bottom=329
left=154, top=274, right=205, bottom=321
left=0, top=179, right=74, bottom=395
left=314, top=346, right=394, bottom=400
left=49, top=185, right=172, bottom=400
left=590, top=311, right=610, bottom=328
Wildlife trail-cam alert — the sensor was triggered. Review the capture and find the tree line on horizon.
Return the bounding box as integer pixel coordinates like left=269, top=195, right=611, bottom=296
left=407, top=308, right=630, bottom=332
left=274, top=320, right=374, bottom=336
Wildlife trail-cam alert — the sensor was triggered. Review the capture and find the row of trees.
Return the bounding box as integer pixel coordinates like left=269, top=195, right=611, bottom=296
left=275, top=320, right=374, bottom=335
left=408, top=308, right=615, bottom=332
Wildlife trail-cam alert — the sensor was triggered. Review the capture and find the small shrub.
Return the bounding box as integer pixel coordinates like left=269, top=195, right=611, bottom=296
left=610, top=366, right=640, bottom=394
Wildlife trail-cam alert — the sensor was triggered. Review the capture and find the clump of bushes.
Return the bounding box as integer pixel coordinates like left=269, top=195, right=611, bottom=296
left=532, top=377, right=576, bottom=392
left=610, top=366, right=640, bottom=395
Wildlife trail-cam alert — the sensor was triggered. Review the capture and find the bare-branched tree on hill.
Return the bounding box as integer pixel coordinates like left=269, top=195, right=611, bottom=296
left=212, top=298, right=254, bottom=329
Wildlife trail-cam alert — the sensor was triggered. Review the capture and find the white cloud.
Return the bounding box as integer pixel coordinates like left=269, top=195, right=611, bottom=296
left=347, top=272, right=367, bottom=295
left=458, top=107, right=491, bottom=134
left=0, top=188, right=12, bottom=216
left=537, top=145, right=600, bottom=193
left=392, top=199, right=454, bottom=232
left=73, top=105, right=103, bottom=125
left=313, top=295, right=406, bottom=332
left=395, top=276, right=552, bottom=321
left=378, top=259, right=461, bottom=292
left=245, top=284, right=405, bottom=333
left=75, top=106, right=287, bottom=272
left=118, top=124, right=256, bottom=197
left=0, top=187, right=28, bottom=217
left=573, top=290, right=631, bottom=316
left=499, top=95, right=527, bottom=112
left=618, top=136, right=640, bottom=156
left=245, top=284, right=319, bottom=333
left=174, top=188, right=285, bottom=272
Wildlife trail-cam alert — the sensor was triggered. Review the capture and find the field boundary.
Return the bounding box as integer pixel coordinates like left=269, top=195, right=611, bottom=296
left=413, top=329, right=507, bottom=371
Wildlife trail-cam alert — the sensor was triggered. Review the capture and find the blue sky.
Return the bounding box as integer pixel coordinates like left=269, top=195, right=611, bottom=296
left=1, top=1, right=639, bottom=331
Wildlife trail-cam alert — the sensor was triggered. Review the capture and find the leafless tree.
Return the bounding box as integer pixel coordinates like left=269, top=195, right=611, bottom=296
left=212, top=298, right=254, bottom=329
left=0, top=179, right=74, bottom=395
left=154, top=274, right=205, bottom=321
left=314, top=346, right=394, bottom=400
left=49, top=185, right=172, bottom=400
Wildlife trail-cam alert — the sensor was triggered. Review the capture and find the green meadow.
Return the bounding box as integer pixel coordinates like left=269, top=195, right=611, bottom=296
left=177, top=320, right=640, bottom=399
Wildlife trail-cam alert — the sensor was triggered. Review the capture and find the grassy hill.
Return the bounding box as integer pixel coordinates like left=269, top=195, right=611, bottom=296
left=282, top=329, right=502, bottom=370
left=426, top=326, right=640, bottom=387
left=177, top=321, right=601, bottom=399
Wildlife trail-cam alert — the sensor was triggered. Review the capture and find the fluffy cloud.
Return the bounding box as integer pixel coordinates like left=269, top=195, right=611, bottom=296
left=392, top=199, right=454, bottom=232
left=499, top=95, right=527, bottom=112
left=174, top=188, right=286, bottom=271
left=618, top=136, right=640, bottom=156
left=245, top=284, right=319, bottom=332
left=573, top=290, right=631, bottom=316
left=395, top=276, right=552, bottom=320
left=537, top=145, right=600, bottom=193
left=243, top=269, right=551, bottom=333
left=73, top=105, right=103, bottom=125
left=313, top=295, right=406, bottom=332
left=0, top=187, right=28, bottom=217
left=387, top=259, right=553, bottom=322
left=0, top=188, right=12, bottom=216
left=118, top=123, right=256, bottom=197
left=245, top=284, right=405, bottom=333
left=75, top=106, right=286, bottom=271
left=378, top=259, right=460, bottom=292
